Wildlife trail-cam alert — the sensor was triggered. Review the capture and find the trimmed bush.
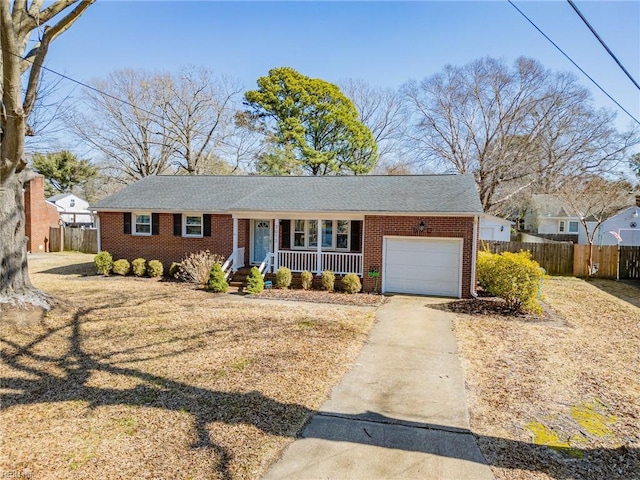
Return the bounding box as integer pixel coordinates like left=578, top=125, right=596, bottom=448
left=168, top=262, right=180, bottom=278
left=112, top=259, right=130, bottom=276
left=245, top=267, right=264, bottom=294
left=275, top=267, right=292, bottom=289
left=132, top=258, right=147, bottom=277
left=207, top=264, right=228, bottom=293
left=94, top=251, right=113, bottom=276
left=341, top=273, right=362, bottom=294
left=321, top=270, right=335, bottom=292
left=147, top=260, right=164, bottom=278
left=477, top=250, right=543, bottom=313
left=300, top=270, right=313, bottom=290
left=175, top=250, right=225, bottom=285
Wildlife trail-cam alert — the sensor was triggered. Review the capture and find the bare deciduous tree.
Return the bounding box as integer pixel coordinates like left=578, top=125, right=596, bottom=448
left=340, top=78, right=407, bottom=173
left=556, top=176, right=633, bottom=277
left=1, top=0, right=94, bottom=307
left=72, top=67, right=247, bottom=181
left=402, top=57, right=639, bottom=212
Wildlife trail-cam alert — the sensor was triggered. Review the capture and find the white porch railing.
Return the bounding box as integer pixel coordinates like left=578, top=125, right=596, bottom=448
left=258, top=253, right=274, bottom=278
left=277, top=250, right=363, bottom=275
left=221, top=247, right=245, bottom=280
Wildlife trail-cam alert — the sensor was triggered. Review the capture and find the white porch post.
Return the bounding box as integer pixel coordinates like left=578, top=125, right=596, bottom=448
left=232, top=217, right=239, bottom=272
left=316, top=218, right=322, bottom=274
left=273, top=219, right=279, bottom=272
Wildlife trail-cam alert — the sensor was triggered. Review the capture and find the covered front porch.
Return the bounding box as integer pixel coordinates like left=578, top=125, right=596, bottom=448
left=223, top=215, right=364, bottom=278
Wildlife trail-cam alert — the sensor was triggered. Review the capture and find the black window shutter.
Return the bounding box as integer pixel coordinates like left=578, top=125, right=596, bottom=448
left=203, top=214, right=212, bottom=237
left=281, top=220, right=290, bottom=249
left=173, top=214, right=181, bottom=236
left=152, top=213, right=160, bottom=235
left=350, top=220, right=361, bottom=252
left=123, top=212, right=131, bottom=234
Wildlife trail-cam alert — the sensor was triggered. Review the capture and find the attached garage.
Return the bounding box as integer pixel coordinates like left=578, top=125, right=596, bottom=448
left=383, top=236, right=463, bottom=297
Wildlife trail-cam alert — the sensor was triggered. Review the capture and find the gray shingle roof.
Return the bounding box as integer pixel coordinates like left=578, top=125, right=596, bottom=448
left=92, top=174, right=483, bottom=214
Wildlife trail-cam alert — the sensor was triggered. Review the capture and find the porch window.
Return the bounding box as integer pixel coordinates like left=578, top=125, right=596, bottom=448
left=292, top=219, right=350, bottom=250
left=183, top=214, right=203, bottom=237
left=568, top=221, right=579, bottom=233
left=134, top=213, right=152, bottom=235
left=294, top=220, right=305, bottom=247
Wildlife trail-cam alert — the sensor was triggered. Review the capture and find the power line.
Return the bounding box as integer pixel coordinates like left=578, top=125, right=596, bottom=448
left=508, top=0, right=640, bottom=127
left=7, top=49, right=165, bottom=122
left=567, top=0, right=640, bottom=91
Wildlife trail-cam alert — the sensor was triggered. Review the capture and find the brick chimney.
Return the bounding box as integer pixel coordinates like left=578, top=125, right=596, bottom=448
left=24, top=176, right=61, bottom=252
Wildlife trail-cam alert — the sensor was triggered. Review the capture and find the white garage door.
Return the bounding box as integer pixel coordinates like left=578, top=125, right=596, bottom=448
left=383, top=237, right=462, bottom=297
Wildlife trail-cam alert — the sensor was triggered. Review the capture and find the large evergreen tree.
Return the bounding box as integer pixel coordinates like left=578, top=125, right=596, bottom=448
left=31, top=150, right=97, bottom=196
left=245, top=67, right=378, bottom=175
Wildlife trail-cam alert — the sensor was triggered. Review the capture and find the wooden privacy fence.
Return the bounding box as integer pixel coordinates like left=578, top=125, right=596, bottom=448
left=485, top=241, right=640, bottom=280
left=484, top=241, right=574, bottom=276
left=48, top=227, right=98, bottom=254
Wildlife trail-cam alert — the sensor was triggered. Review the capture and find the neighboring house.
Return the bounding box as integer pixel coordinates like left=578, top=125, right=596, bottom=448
left=523, top=194, right=595, bottom=244
left=93, top=174, right=483, bottom=298
left=592, top=198, right=640, bottom=246
left=24, top=175, right=61, bottom=253
left=479, top=215, right=511, bottom=242
left=47, top=193, right=95, bottom=227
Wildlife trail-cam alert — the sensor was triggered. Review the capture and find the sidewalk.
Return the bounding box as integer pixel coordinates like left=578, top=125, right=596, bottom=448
left=263, top=295, right=495, bottom=480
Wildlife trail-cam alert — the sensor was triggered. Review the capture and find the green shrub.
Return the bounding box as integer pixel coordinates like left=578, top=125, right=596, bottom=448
left=245, top=267, right=264, bottom=294
left=132, top=258, right=147, bottom=277
left=275, top=267, right=292, bottom=289
left=321, top=270, right=335, bottom=292
left=175, top=250, right=225, bottom=285
left=147, top=260, right=164, bottom=278
left=207, top=264, right=228, bottom=293
left=341, top=273, right=362, bottom=294
left=477, top=250, right=543, bottom=313
left=300, top=270, right=313, bottom=290
left=168, top=262, right=180, bottom=278
left=94, top=251, right=113, bottom=276
left=112, top=259, right=130, bottom=276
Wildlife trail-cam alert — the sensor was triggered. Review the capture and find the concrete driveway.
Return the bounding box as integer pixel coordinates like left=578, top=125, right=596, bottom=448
left=263, top=295, right=495, bottom=480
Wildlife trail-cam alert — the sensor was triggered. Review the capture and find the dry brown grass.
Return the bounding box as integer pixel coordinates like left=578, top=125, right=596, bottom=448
left=451, top=276, right=640, bottom=480
left=1, top=253, right=376, bottom=480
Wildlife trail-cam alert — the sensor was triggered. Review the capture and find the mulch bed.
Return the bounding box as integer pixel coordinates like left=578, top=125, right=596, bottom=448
left=436, top=296, right=566, bottom=325
left=252, top=288, right=387, bottom=306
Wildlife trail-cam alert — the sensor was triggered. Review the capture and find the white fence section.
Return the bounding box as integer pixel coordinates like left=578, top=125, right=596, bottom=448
left=321, top=252, right=363, bottom=275
left=277, top=250, right=362, bottom=275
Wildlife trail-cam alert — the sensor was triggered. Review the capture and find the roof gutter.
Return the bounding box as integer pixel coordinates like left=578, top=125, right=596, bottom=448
left=470, top=214, right=479, bottom=298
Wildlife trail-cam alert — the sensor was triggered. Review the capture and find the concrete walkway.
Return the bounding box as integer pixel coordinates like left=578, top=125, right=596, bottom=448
left=263, top=295, right=495, bottom=480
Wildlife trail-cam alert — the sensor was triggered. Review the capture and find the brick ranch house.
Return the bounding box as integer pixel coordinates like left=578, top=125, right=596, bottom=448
left=92, top=174, right=483, bottom=298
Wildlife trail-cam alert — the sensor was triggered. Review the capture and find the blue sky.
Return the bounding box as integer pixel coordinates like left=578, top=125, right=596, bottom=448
left=44, top=0, right=640, bottom=133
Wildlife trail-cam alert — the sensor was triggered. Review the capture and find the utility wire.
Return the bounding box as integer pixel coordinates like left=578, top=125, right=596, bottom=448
left=567, top=0, right=640, bottom=91
left=7, top=49, right=165, bottom=122
left=508, top=0, right=640, bottom=127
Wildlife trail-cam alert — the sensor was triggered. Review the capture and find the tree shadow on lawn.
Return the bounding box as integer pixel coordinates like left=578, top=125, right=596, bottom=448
left=587, top=278, right=640, bottom=309
left=1, top=304, right=637, bottom=480
left=37, top=262, right=96, bottom=276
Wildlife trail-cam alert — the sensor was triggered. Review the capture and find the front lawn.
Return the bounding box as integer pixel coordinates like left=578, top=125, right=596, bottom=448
left=451, top=277, right=640, bottom=480
left=1, top=253, right=376, bottom=480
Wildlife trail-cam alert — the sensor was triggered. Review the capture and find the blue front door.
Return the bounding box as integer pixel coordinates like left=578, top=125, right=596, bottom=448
left=252, top=220, right=271, bottom=264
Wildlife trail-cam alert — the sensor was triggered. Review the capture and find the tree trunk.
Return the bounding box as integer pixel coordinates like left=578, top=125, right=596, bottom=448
left=0, top=173, right=49, bottom=308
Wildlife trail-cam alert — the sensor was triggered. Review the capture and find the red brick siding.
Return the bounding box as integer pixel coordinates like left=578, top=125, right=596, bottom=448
left=362, top=215, right=477, bottom=298
left=24, top=176, right=60, bottom=252
left=99, top=212, right=235, bottom=269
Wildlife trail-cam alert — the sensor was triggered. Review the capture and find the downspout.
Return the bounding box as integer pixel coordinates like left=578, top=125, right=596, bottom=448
left=95, top=213, right=101, bottom=252
left=470, top=214, right=479, bottom=298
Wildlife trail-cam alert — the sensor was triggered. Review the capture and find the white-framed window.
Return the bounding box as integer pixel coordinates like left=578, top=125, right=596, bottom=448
left=183, top=214, right=203, bottom=237
left=568, top=221, right=579, bottom=233
left=558, top=221, right=565, bottom=233
left=293, top=220, right=349, bottom=250
left=133, top=212, right=152, bottom=236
